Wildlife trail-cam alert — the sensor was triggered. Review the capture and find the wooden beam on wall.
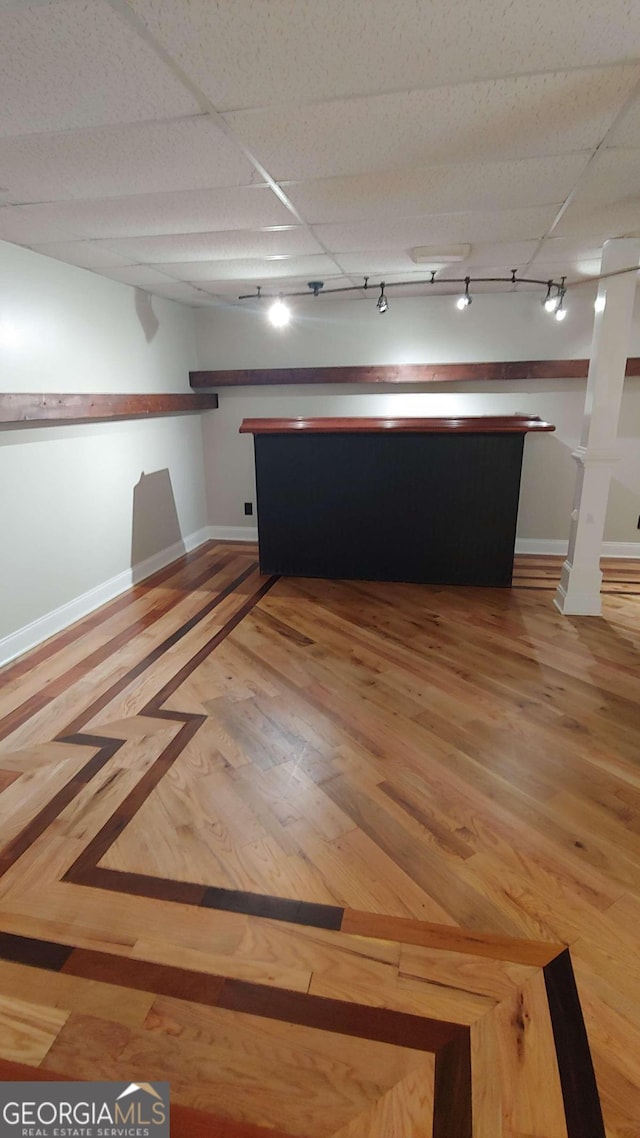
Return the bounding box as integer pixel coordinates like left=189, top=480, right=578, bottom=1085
left=190, top=359, right=640, bottom=388
left=0, top=392, right=218, bottom=427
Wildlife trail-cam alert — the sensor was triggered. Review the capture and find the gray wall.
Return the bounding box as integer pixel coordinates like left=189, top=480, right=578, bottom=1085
left=0, top=241, right=208, bottom=658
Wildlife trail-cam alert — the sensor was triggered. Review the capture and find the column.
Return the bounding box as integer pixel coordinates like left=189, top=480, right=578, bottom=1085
left=555, top=238, right=640, bottom=616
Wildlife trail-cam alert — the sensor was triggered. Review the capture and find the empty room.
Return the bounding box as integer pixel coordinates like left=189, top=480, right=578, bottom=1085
left=1, top=2, right=640, bottom=1135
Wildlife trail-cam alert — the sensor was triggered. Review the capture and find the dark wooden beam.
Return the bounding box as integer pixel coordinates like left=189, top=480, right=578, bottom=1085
left=190, top=359, right=640, bottom=388
left=0, top=392, right=218, bottom=426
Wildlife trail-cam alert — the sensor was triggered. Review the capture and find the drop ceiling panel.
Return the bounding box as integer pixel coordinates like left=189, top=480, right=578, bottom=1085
left=99, top=265, right=185, bottom=288
left=530, top=236, right=609, bottom=266
left=554, top=199, right=640, bottom=236
left=0, top=0, right=200, bottom=137
left=130, top=0, right=640, bottom=110
left=316, top=207, right=559, bottom=255
left=195, top=275, right=349, bottom=297
left=28, top=241, right=135, bottom=270
left=606, top=90, right=640, bottom=146
left=334, top=242, right=542, bottom=276
left=224, top=67, right=640, bottom=181
left=101, top=226, right=322, bottom=263
left=558, top=147, right=640, bottom=206
left=284, top=155, right=589, bottom=223
left=156, top=254, right=340, bottom=282
left=0, top=116, right=259, bottom=203
left=0, top=186, right=295, bottom=245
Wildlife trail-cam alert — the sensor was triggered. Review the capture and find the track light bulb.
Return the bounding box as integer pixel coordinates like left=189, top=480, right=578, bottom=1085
left=377, top=285, right=389, bottom=314
left=456, top=278, right=472, bottom=310
left=268, top=298, right=291, bottom=328
left=555, top=306, right=567, bottom=322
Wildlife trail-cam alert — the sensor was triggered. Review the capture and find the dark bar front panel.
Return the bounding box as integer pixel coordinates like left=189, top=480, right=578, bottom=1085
left=242, top=417, right=555, bottom=588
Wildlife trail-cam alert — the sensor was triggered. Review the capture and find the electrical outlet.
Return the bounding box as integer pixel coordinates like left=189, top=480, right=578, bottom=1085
left=244, top=502, right=253, bottom=516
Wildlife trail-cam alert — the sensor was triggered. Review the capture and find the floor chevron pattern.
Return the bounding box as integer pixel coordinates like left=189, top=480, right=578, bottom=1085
left=0, top=543, right=638, bottom=1135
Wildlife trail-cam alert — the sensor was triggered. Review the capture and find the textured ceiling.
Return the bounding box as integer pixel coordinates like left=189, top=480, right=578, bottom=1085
left=1, top=0, right=640, bottom=307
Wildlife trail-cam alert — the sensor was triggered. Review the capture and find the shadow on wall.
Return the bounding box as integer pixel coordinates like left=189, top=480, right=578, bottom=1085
left=134, top=288, right=160, bottom=343
left=131, top=469, right=184, bottom=578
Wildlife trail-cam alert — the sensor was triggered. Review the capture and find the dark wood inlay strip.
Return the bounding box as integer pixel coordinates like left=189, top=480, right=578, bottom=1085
left=0, top=931, right=461, bottom=1052
left=0, top=736, right=124, bottom=876
left=70, top=867, right=207, bottom=905
left=432, top=1032, right=473, bottom=1138
left=191, top=359, right=640, bottom=388
left=57, top=561, right=261, bottom=737
left=217, top=978, right=462, bottom=1052
left=65, top=716, right=205, bottom=878
left=240, top=415, right=554, bottom=434
left=0, top=551, right=238, bottom=742
left=200, top=887, right=344, bottom=929
left=142, top=574, right=279, bottom=712
left=0, top=769, right=20, bottom=793
left=0, top=931, right=73, bottom=970
left=0, top=392, right=218, bottom=426
left=544, top=949, right=606, bottom=1138
left=62, top=948, right=226, bottom=1005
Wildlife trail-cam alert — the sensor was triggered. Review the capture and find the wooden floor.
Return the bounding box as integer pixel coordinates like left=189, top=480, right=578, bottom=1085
left=0, top=544, right=639, bottom=1137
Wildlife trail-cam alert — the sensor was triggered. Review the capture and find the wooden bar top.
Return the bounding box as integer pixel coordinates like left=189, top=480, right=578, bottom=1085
left=239, top=415, right=555, bottom=435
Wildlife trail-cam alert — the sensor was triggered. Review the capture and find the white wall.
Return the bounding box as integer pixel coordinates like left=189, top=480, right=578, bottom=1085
left=0, top=241, right=208, bottom=661
left=196, top=290, right=640, bottom=549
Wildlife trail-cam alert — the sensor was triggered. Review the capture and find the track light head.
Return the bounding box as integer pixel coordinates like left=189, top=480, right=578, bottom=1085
left=554, top=289, right=567, bottom=322
left=456, top=278, right=472, bottom=310
left=268, top=297, right=291, bottom=328
left=543, top=281, right=560, bottom=312
left=377, top=284, right=389, bottom=314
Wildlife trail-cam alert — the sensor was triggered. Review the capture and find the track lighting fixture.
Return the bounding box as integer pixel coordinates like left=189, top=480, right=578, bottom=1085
left=268, top=296, right=291, bottom=328
left=238, top=271, right=570, bottom=328
left=456, top=278, right=472, bottom=310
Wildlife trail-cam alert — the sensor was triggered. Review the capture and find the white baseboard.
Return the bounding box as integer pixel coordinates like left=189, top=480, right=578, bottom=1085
left=0, top=527, right=210, bottom=669
left=516, top=539, right=639, bottom=558
left=208, top=525, right=259, bottom=542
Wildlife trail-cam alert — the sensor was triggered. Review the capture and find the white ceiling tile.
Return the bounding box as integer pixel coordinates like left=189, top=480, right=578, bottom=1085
left=137, top=280, right=216, bottom=305
left=560, top=147, right=640, bottom=207
left=156, top=254, right=340, bottom=282
left=225, top=68, right=640, bottom=181
left=195, top=275, right=349, bottom=297
left=554, top=199, right=640, bottom=236
left=0, top=186, right=295, bottom=245
left=284, top=155, right=590, bottom=224
left=0, top=116, right=258, bottom=202
left=0, top=0, right=199, bottom=138
left=607, top=89, right=640, bottom=147
left=99, top=265, right=182, bottom=288
left=316, top=207, right=559, bottom=255
left=101, top=226, right=322, bottom=263
left=332, top=242, right=543, bottom=276
left=28, top=241, right=135, bottom=270
left=130, top=0, right=640, bottom=110
left=530, top=236, right=608, bottom=264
